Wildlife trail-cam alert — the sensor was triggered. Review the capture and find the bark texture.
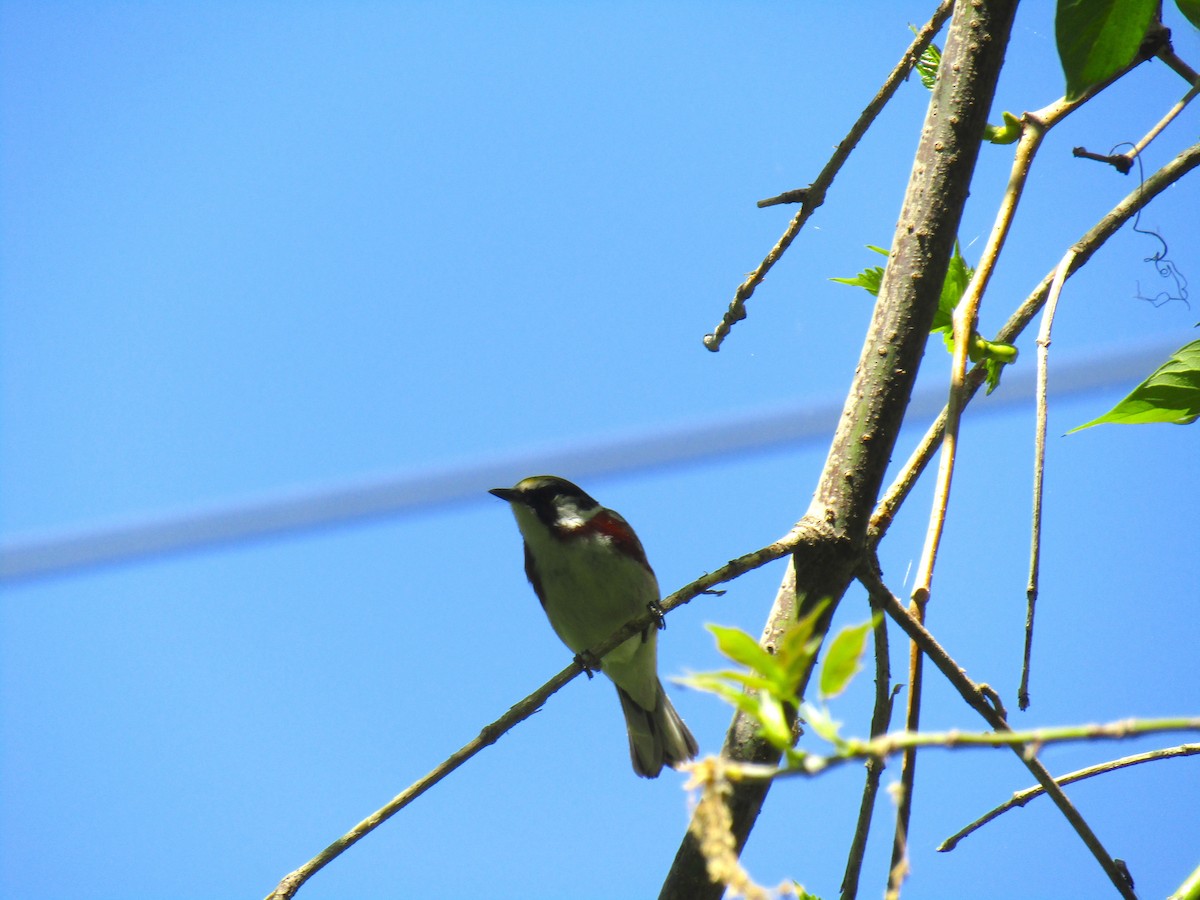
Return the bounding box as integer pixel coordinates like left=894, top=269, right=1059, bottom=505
left=658, top=2, right=1020, bottom=897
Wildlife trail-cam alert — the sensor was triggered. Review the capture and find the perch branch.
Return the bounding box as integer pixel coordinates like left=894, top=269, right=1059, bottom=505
left=266, top=522, right=817, bottom=899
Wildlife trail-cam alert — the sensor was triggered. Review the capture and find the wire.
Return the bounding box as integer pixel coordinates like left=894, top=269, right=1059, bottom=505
left=0, top=339, right=1179, bottom=584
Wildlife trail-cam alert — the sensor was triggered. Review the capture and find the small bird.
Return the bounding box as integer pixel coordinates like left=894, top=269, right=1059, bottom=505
left=490, top=475, right=698, bottom=778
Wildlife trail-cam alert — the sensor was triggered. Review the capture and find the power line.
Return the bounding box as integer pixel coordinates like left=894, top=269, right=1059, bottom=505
left=0, top=340, right=1174, bottom=584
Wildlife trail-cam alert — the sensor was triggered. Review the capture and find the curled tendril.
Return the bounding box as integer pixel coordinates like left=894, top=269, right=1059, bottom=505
left=1115, top=143, right=1191, bottom=310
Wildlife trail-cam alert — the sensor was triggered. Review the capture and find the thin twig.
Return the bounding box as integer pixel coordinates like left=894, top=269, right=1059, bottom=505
left=701, top=0, right=955, bottom=351
left=872, top=44, right=1196, bottom=557
left=757, top=188, right=809, bottom=208
left=1021, top=250, right=1076, bottom=710
left=1072, top=146, right=1135, bottom=174
left=857, top=566, right=1138, bottom=899
left=266, top=523, right=815, bottom=900
left=1124, top=77, right=1200, bottom=161
left=1081, top=73, right=1200, bottom=175
left=839, top=581, right=895, bottom=900
left=940, top=743, right=1200, bottom=851
left=726, top=722, right=1200, bottom=779
left=692, top=737, right=1200, bottom=900
left=1156, top=43, right=1200, bottom=84
left=881, top=55, right=1195, bottom=900
left=266, top=664, right=578, bottom=900
left=903, top=26, right=1168, bottom=598
left=887, top=594, right=924, bottom=900
left=909, top=114, right=1045, bottom=601
left=868, top=143, right=1200, bottom=867
left=868, top=136, right=1200, bottom=548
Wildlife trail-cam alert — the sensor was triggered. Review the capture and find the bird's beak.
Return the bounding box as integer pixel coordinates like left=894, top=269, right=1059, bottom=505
left=488, top=487, right=521, bottom=503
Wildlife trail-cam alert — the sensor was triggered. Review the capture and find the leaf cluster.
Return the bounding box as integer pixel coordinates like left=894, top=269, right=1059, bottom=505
left=678, top=604, right=879, bottom=765
left=831, top=244, right=1018, bottom=393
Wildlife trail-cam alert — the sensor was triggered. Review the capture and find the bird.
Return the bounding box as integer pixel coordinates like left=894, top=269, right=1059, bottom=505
left=489, top=475, right=698, bottom=778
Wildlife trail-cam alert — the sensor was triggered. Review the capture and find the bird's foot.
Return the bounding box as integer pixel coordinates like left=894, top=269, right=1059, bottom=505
left=638, top=600, right=667, bottom=643
left=574, top=650, right=602, bottom=678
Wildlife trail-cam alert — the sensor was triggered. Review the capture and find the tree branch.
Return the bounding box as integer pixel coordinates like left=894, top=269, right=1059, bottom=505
left=839, top=577, right=896, bottom=900
left=722, top=721, right=1200, bottom=779
left=266, top=523, right=818, bottom=899
left=1022, top=249, right=1076, bottom=709
left=660, top=2, right=1020, bottom=896
left=701, top=0, right=955, bottom=352
left=858, top=566, right=1137, bottom=899
left=868, top=135, right=1200, bottom=550
left=939, top=744, right=1200, bottom=851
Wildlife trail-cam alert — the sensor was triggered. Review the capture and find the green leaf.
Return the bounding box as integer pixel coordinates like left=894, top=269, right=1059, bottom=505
left=674, top=670, right=776, bottom=695
left=756, top=694, right=793, bottom=752
left=983, top=111, right=1023, bottom=145
left=1068, top=339, right=1200, bottom=431
left=837, top=243, right=971, bottom=321
left=969, top=335, right=1019, bottom=365
left=836, top=243, right=1020, bottom=393
left=676, top=673, right=768, bottom=720
left=909, top=27, right=941, bottom=89
left=936, top=242, right=974, bottom=333
left=799, top=702, right=843, bottom=746
left=780, top=600, right=829, bottom=659
left=831, top=246, right=889, bottom=296
left=969, top=335, right=1020, bottom=395
left=777, top=599, right=831, bottom=695
left=829, top=267, right=884, bottom=297
left=1178, top=0, right=1200, bottom=30
left=1056, top=0, right=1157, bottom=100
left=707, top=624, right=782, bottom=681
left=982, top=358, right=1004, bottom=395
left=819, top=617, right=879, bottom=699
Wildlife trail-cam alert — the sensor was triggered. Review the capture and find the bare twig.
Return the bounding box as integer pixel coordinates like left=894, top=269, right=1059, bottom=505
left=266, top=662, right=579, bottom=900
left=666, top=7, right=1021, bottom=894
left=910, top=112, right=1046, bottom=602
left=1123, top=77, right=1200, bottom=162
left=1080, top=67, right=1200, bottom=174
left=1021, top=250, right=1077, bottom=710
left=863, top=142, right=1200, bottom=895
left=701, top=0, right=955, bottom=351
left=857, top=566, right=1138, bottom=899
left=724, top=722, right=1200, bottom=779
left=1156, top=43, right=1199, bottom=84
left=908, top=89, right=1098, bottom=621
left=692, top=721, right=1200, bottom=900
left=869, top=136, right=1200, bottom=548
left=757, top=188, right=809, bottom=208
left=940, top=743, right=1200, bottom=851
left=840, top=580, right=896, bottom=900
left=887, top=591, right=925, bottom=900
left=1072, top=145, right=1135, bottom=174
left=888, top=40, right=1194, bottom=585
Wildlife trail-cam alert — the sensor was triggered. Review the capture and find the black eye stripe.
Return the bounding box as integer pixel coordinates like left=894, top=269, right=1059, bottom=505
left=524, top=483, right=599, bottom=526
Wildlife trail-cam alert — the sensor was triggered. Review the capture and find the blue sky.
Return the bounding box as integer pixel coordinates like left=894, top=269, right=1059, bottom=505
left=3, top=3, right=1198, bottom=899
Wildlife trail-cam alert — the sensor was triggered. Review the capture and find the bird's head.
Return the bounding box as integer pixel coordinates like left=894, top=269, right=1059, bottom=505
left=489, top=476, right=651, bottom=570
left=488, top=475, right=600, bottom=531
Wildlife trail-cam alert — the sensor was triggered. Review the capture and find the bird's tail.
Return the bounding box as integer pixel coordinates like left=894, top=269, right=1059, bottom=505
left=617, top=680, right=699, bottom=778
